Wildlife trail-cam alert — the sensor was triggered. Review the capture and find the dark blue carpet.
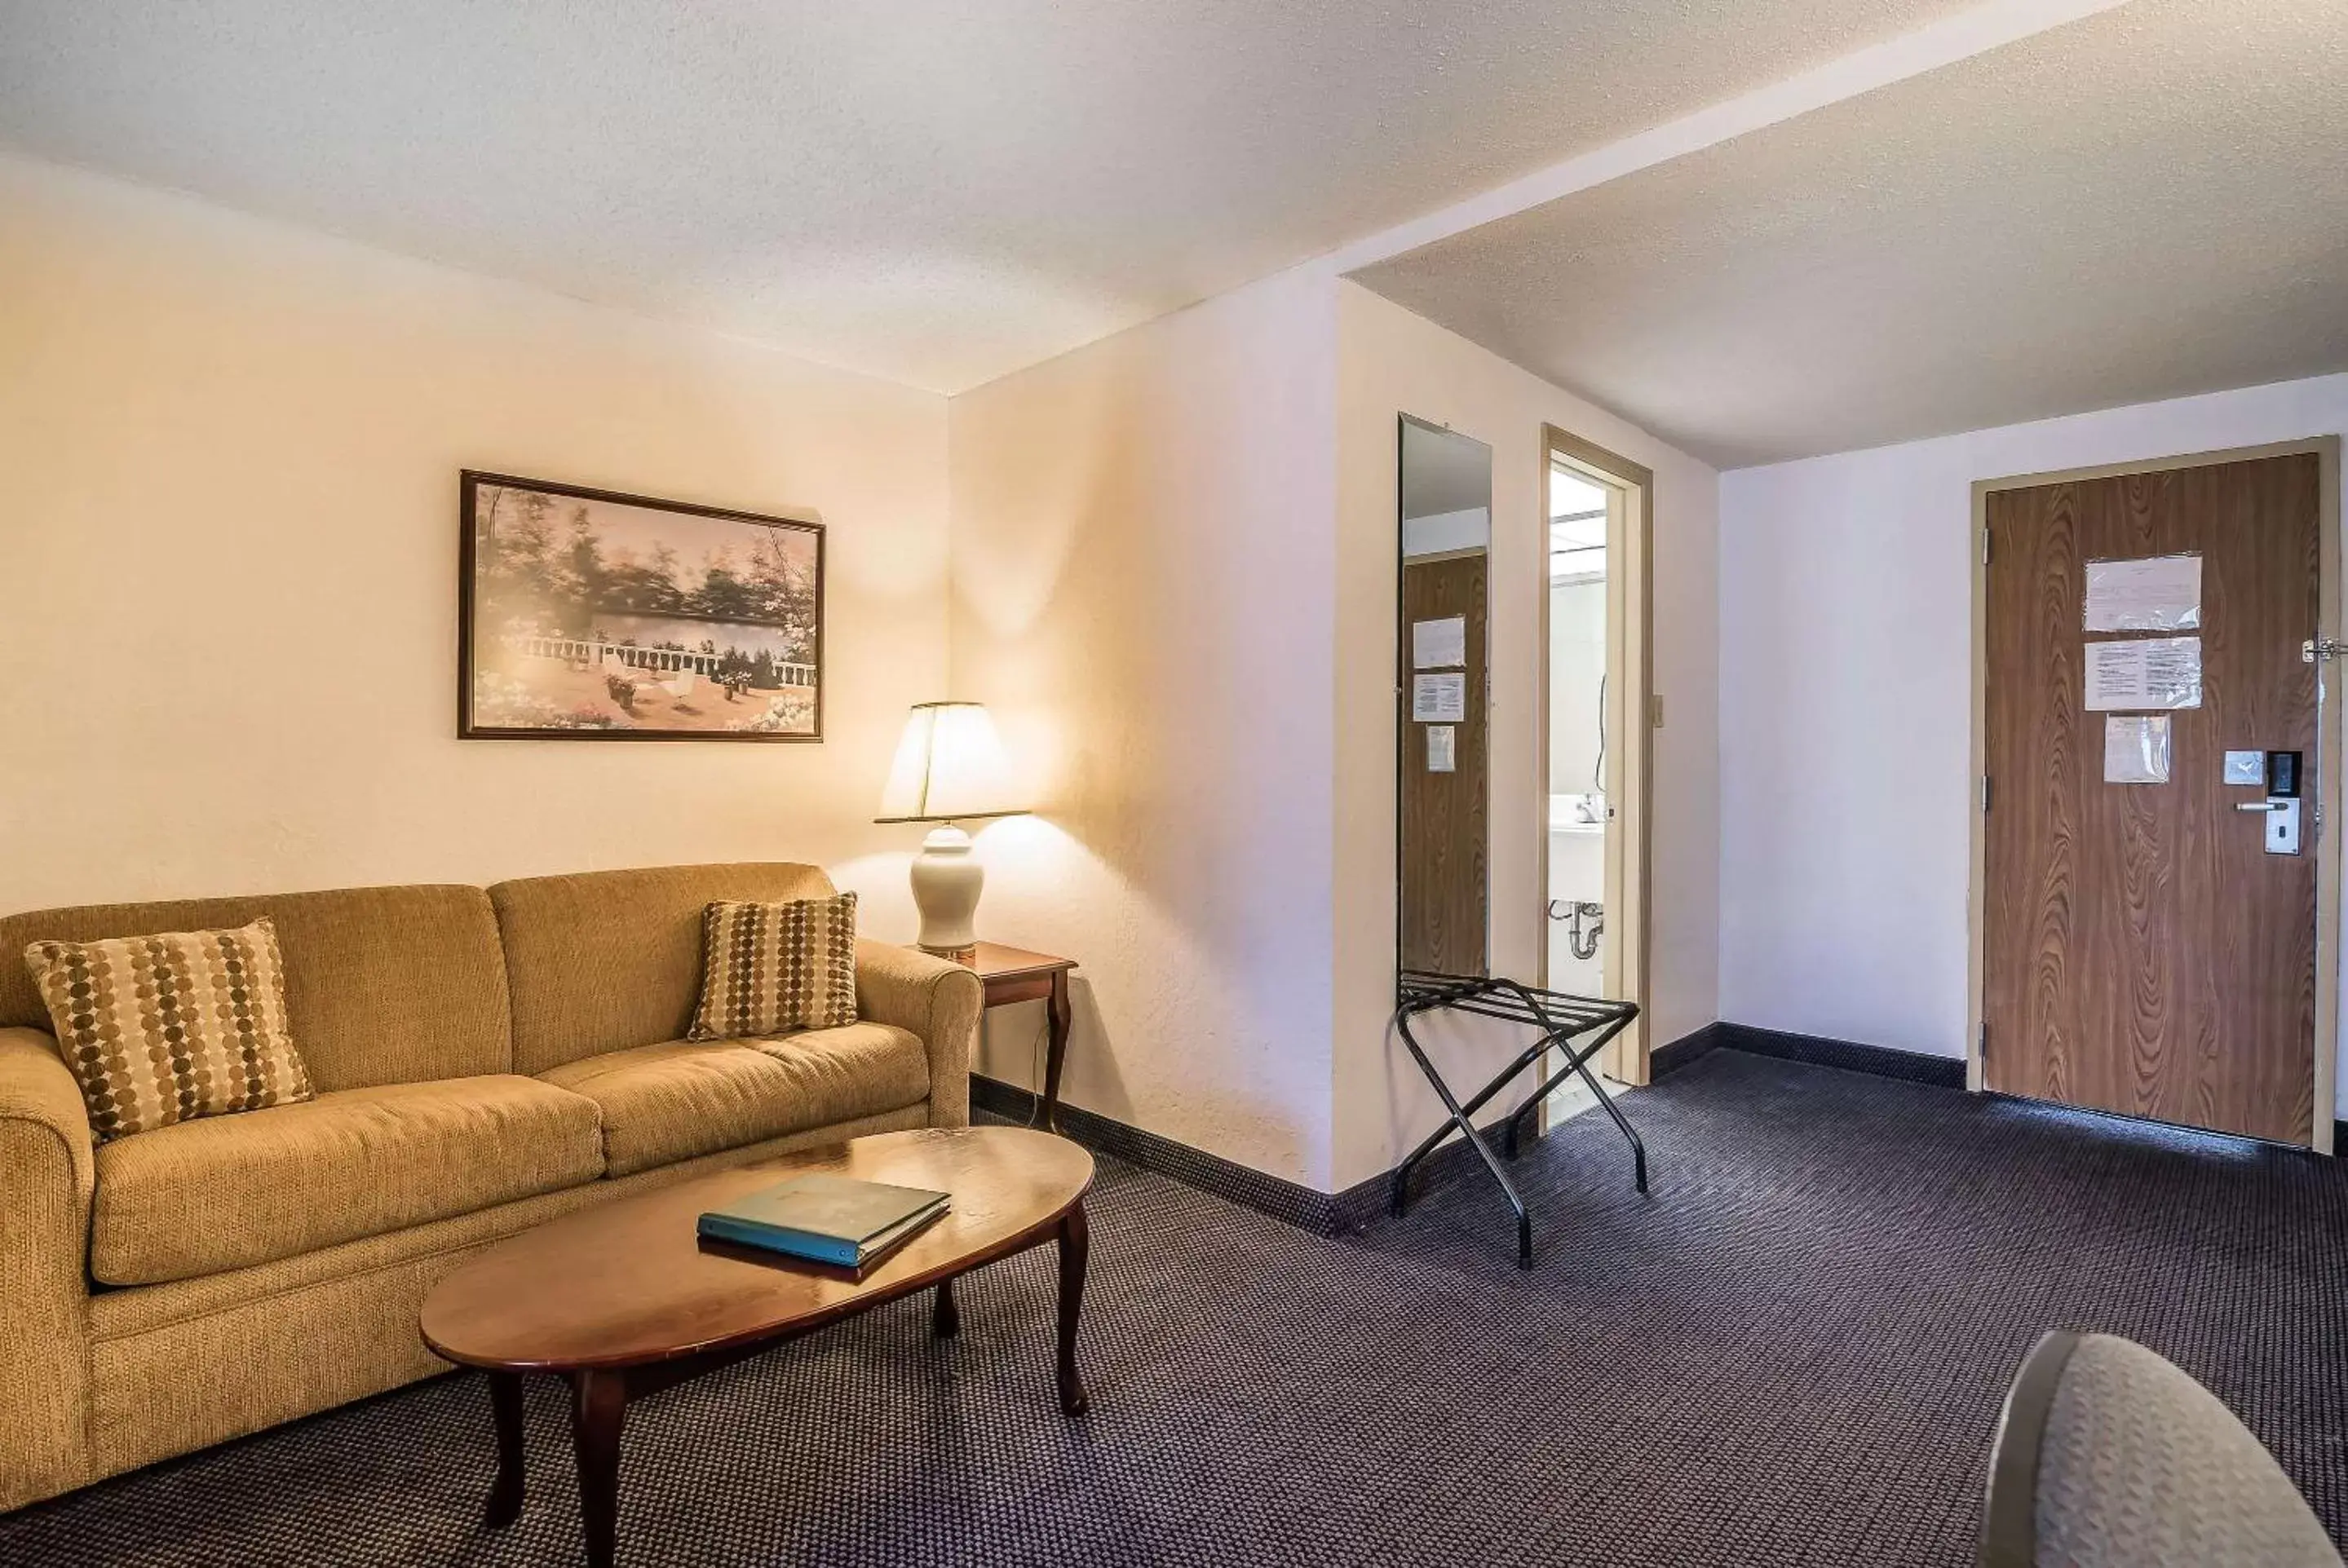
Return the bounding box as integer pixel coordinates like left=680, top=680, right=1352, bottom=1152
left=5, top=1049, right=2345, bottom=1566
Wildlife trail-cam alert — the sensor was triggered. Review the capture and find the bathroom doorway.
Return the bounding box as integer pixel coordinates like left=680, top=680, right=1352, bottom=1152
left=1540, top=426, right=1653, bottom=1089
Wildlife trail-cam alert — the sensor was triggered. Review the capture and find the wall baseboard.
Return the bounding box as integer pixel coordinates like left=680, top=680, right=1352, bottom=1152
left=1650, top=1022, right=1728, bottom=1080
left=970, top=1074, right=1490, bottom=1237
left=969, top=1075, right=1364, bottom=1234
left=1686, top=1021, right=1967, bottom=1089
left=1685, top=1025, right=2340, bottom=1151
left=977, top=1024, right=1969, bottom=1234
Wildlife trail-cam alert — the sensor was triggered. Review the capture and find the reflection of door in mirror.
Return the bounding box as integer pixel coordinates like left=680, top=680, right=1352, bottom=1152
left=1546, top=462, right=1611, bottom=995
left=1397, top=417, right=1492, bottom=977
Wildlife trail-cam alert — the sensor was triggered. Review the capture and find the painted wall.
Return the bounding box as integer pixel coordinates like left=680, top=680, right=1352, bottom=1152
left=1550, top=577, right=1607, bottom=793
left=947, top=267, right=1342, bottom=1188
left=0, top=154, right=950, bottom=927
left=947, top=270, right=1718, bottom=1194
left=1718, top=374, right=2348, bottom=1108
left=1, top=149, right=1718, bottom=1195
left=1331, top=280, right=1721, bottom=1191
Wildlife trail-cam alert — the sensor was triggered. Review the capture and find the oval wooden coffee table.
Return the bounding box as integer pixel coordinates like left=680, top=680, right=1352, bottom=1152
left=420, top=1125, right=1094, bottom=1568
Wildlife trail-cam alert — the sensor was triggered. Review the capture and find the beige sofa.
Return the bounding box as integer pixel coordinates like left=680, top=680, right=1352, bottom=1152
left=0, top=861, right=981, bottom=1512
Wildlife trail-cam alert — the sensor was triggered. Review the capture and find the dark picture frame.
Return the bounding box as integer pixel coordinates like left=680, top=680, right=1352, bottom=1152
left=458, top=471, right=825, bottom=742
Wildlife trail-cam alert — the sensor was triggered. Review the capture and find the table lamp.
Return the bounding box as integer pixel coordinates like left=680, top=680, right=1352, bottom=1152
left=876, top=701, right=1028, bottom=961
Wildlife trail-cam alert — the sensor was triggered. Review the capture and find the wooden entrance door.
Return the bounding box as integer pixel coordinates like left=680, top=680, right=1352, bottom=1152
left=1982, top=451, right=2322, bottom=1144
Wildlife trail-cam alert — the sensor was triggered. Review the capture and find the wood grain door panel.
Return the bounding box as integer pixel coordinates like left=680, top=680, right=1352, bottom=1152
left=1983, top=453, right=2319, bottom=1143
left=1400, top=553, right=1488, bottom=975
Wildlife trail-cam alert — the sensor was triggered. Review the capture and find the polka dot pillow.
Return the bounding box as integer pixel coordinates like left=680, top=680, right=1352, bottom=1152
left=23, top=917, right=314, bottom=1142
left=687, top=893, right=860, bottom=1041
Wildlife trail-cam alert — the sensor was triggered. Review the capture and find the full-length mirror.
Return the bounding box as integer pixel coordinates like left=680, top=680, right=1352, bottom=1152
left=1396, top=416, right=1492, bottom=977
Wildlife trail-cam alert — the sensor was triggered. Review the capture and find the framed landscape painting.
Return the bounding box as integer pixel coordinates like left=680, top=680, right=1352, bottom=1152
left=458, top=472, right=825, bottom=741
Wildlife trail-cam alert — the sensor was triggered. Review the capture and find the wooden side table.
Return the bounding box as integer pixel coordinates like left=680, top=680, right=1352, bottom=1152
left=964, top=941, right=1077, bottom=1132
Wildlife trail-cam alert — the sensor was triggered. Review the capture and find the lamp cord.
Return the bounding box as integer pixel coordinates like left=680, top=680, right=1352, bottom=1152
left=1024, top=1010, right=1049, bottom=1127
left=984, top=1006, right=1053, bottom=1128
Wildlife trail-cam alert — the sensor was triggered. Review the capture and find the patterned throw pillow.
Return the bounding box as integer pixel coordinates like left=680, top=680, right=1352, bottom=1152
left=23, top=917, right=316, bottom=1143
left=687, top=894, right=860, bottom=1040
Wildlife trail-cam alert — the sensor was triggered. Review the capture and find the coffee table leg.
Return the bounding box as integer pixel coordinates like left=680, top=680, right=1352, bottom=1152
left=570, top=1369, right=627, bottom=1568
left=486, top=1371, right=525, bottom=1527
left=1056, top=1199, right=1090, bottom=1416
left=932, top=1276, right=960, bottom=1340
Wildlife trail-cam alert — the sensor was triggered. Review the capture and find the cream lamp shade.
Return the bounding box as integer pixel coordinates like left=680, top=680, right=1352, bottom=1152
left=876, top=702, right=1028, bottom=958
left=876, top=702, right=1026, bottom=824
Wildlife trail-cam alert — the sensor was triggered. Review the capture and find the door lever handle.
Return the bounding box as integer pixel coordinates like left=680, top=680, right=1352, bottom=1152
left=2236, top=800, right=2286, bottom=812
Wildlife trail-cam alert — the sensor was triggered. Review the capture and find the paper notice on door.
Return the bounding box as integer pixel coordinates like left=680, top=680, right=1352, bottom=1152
left=2085, top=554, right=2201, bottom=632
left=2103, top=715, right=2173, bottom=784
left=1412, top=615, right=1467, bottom=669
left=1426, top=724, right=1457, bottom=773
left=1412, top=672, right=1467, bottom=723
left=2084, top=636, right=2202, bottom=710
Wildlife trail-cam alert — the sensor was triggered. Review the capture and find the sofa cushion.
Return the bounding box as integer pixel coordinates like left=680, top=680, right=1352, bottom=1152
left=491, top=863, right=837, bottom=1074
left=0, top=885, right=513, bottom=1091
left=538, top=1023, right=930, bottom=1177
left=687, top=894, right=860, bottom=1041
left=91, top=1076, right=604, bottom=1287
left=24, top=918, right=315, bottom=1142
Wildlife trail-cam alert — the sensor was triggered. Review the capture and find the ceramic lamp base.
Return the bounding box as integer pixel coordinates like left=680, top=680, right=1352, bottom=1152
left=910, top=823, right=984, bottom=960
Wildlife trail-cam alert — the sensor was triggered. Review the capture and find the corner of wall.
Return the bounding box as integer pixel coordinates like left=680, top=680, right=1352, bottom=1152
left=1325, top=281, right=1722, bottom=1190
left=940, top=262, right=1347, bottom=1191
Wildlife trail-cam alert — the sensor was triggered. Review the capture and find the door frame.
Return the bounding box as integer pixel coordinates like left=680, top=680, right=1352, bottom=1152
left=1965, top=435, right=2344, bottom=1151
left=1538, top=424, right=1655, bottom=1083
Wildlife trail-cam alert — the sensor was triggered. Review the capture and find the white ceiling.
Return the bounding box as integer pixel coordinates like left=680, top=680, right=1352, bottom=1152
left=0, top=0, right=1975, bottom=394
left=1351, top=0, right=2348, bottom=468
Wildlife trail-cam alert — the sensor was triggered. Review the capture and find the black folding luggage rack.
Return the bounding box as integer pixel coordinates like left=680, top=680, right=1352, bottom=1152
left=1391, top=970, right=1647, bottom=1266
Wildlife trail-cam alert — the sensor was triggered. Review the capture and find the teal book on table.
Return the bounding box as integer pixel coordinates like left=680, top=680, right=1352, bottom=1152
left=697, top=1173, right=950, bottom=1269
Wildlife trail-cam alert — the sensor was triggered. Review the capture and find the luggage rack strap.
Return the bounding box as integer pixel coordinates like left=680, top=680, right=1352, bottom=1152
left=1399, top=969, right=1633, bottom=1032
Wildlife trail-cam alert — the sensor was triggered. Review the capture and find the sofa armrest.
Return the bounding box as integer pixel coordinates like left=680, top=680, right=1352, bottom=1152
left=0, top=1027, right=95, bottom=1507
left=855, top=941, right=980, bottom=1129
